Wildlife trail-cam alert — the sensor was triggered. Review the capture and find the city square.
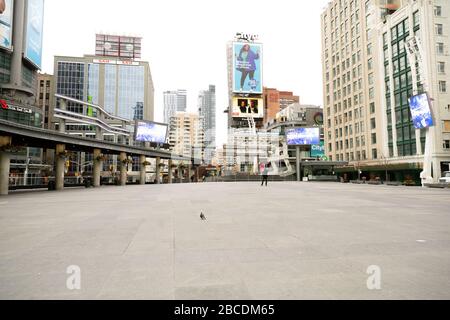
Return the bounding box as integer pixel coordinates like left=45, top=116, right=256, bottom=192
left=1, top=182, right=449, bottom=300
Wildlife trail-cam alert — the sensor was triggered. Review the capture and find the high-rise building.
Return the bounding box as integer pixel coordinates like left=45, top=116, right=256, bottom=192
left=168, top=112, right=204, bottom=160
left=321, top=0, right=450, bottom=182
left=0, top=0, right=45, bottom=185
left=198, top=85, right=216, bottom=163
left=263, top=87, right=300, bottom=126
left=36, top=73, right=54, bottom=129
left=0, top=0, right=44, bottom=127
left=52, top=54, right=155, bottom=127
left=225, top=34, right=268, bottom=173
left=163, top=90, right=187, bottom=124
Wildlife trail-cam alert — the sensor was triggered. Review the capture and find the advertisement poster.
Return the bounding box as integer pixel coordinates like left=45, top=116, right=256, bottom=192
left=0, top=0, right=13, bottom=50
left=311, top=141, right=325, bottom=158
left=231, top=97, right=264, bottom=118
left=286, top=128, right=320, bottom=146
left=25, top=0, right=44, bottom=69
left=408, top=93, right=434, bottom=129
left=232, top=42, right=263, bottom=94
left=135, top=121, right=168, bottom=144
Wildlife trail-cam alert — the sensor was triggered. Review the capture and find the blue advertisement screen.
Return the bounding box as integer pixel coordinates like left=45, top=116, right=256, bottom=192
left=233, top=42, right=263, bottom=94
left=311, top=141, right=325, bottom=158
left=408, top=93, right=434, bottom=129
left=286, top=128, right=320, bottom=146
left=0, top=0, right=13, bottom=50
left=135, top=121, right=168, bottom=144
left=25, top=0, right=44, bottom=69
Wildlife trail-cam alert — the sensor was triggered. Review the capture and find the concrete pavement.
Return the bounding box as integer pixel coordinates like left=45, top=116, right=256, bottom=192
left=0, top=182, right=449, bottom=299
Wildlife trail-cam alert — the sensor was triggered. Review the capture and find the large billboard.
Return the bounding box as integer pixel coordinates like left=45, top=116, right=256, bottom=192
left=232, top=42, right=263, bottom=94
left=408, top=93, right=434, bottom=129
left=286, top=128, right=320, bottom=146
left=24, top=0, right=44, bottom=69
left=0, top=0, right=13, bottom=50
left=95, top=34, right=142, bottom=60
left=135, top=121, right=168, bottom=144
left=231, top=97, right=264, bottom=118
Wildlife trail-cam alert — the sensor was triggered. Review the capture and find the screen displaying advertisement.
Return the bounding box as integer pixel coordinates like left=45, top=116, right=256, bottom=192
left=408, top=93, right=434, bottom=129
left=135, top=121, right=168, bottom=144
left=0, top=0, right=13, bottom=50
left=231, top=97, right=264, bottom=118
left=286, top=128, right=320, bottom=146
left=311, top=141, right=325, bottom=158
left=232, top=42, right=263, bottom=94
left=25, top=0, right=44, bottom=69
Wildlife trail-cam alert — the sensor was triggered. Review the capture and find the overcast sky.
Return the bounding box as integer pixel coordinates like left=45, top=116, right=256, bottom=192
left=42, top=0, right=330, bottom=146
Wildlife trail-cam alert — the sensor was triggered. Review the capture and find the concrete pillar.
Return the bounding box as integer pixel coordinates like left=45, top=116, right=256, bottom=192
left=155, top=157, right=161, bottom=184
left=168, top=159, right=173, bottom=184
left=93, top=149, right=102, bottom=187
left=0, top=152, right=11, bottom=196
left=10, top=0, right=25, bottom=87
left=119, top=152, right=127, bottom=186
left=139, top=155, right=146, bottom=185
left=188, top=164, right=192, bottom=183
left=55, top=144, right=66, bottom=191
left=296, top=146, right=301, bottom=182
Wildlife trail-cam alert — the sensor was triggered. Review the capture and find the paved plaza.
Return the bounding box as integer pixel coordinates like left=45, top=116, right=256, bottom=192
left=0, top=182, right=449, bottom=300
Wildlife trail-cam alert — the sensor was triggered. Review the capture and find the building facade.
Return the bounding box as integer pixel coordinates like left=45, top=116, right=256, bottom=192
left=36, top=73, right=54, bottom=129
left=0, top=0, right=45, bottom=186
left=168, top=112, right=204, bottom=160
left=377, top=0, right=450, bottom=181
left=53, top=55, right=154, bottom=126
left=198, top=85, right=216, bottom=163
left=321, top=0, right=450, bottom=183
left=163, top=89, right=187, bottom=124
left=263, top=87, right=300, bottom=125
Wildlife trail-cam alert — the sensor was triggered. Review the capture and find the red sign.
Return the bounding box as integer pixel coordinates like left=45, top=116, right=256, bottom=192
left=0, top=100, right=8, bottom=110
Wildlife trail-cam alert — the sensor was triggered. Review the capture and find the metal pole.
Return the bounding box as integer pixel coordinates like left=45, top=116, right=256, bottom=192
left=296, top=146, right=301, bottom=182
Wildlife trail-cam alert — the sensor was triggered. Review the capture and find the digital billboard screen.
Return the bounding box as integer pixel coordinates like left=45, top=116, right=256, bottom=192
left=311, top=141, right=325, bottom=158
left=231, top=97, right=264, bottom=118
left=24, top=0, right=44, bottom=69
left=286, top=128, right=320, bottom=146
left=135, top=121, right=168, bottom=144
left=232, top=42, right=263, bottom=94
left=408, top=93, right=434, bottom=129
left=0, top=0, right=13, bottom=50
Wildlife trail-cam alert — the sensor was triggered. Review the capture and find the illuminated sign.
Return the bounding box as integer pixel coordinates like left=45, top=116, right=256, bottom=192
left=93, top=59, right=139, bottom=66
left=24, top=0, right=44, bottom=69
left=286, top=128, right=320, bottom=146
left=0, top=0, right=13, bottom=50
left=235, top=32, right=259, bottom=42
left=135, top=121, right=168, bottom=144
left=408, top=93, right=434, bottom=129
left=0, top=100, right=33, bottom=114
left=231, top=97, right=264, bottom=118
left=232, top=42, right=263, bottom=94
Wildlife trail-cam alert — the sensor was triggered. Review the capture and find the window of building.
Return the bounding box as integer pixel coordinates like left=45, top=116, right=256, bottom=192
left=439, top=81, right=447, bottom=93
left=444, top=140, right=450, bottom=149
left=436, top=24, right=443, bottom=36
left=434, top=6, right=442, bottom=17
left=371, top=133, right=377, bottom=144
left=438, top=62, right=445, bottom=74
left=436, top=42, right=444, bottom=55
left=372, top=148, right=377, bottom=159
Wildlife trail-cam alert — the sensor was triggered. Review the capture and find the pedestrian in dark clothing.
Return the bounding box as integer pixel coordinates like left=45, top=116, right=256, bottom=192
left=261, top=163, right=270, bottom=187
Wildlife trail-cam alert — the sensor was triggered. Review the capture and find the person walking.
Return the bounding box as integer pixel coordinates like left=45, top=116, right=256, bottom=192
left=261, top=163, right=270, bottom=187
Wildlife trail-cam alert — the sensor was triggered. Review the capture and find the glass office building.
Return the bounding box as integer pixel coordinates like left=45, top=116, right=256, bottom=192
left=53, top=55, right=154, bottom=127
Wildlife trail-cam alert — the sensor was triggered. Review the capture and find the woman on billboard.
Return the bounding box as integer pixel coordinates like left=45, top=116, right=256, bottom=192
left=236, top=44, right=260, bottom=93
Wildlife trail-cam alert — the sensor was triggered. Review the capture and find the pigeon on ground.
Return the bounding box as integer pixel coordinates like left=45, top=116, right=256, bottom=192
left=200, top=212, right=206, bottom=221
